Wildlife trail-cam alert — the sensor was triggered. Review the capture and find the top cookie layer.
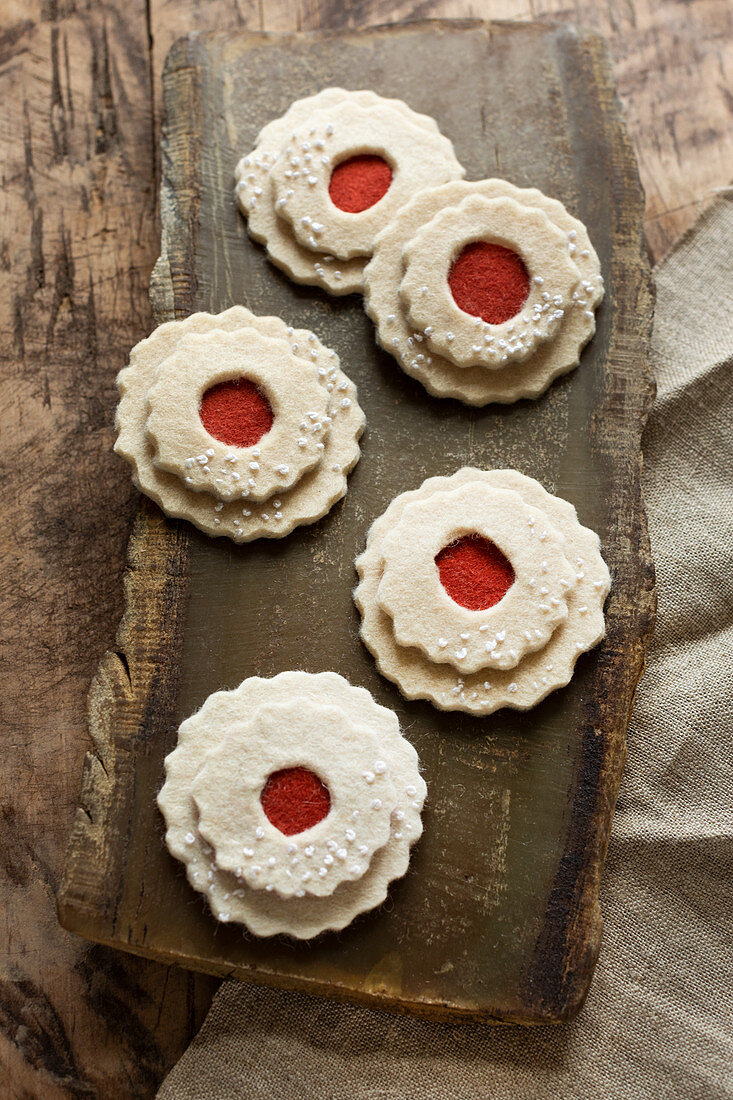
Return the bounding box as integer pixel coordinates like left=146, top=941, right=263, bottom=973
left=192, top=701, right=397, bottom=899
left=400, top=194, right=582, bottom=369
left=270, top=101, right=464, bottom=261
left=364, top=179, right=603, bottom=404
left=377, top=481, right=574, bottom=673
left=146, top=328, right=329, bottom=502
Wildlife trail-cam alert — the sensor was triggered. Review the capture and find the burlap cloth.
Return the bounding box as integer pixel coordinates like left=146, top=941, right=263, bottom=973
left=157, top=194, right=733, bottom=1100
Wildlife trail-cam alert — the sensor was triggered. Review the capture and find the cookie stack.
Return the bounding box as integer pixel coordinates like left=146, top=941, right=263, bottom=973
left=115, top=306, right=364, bottom=542
left=364, top=179, right=604, bottom=404
left=235, top=88, right=465, bottom=296
left=158, top=672, right=426, bottom=939
left=355, top=469, right=611, bottom=715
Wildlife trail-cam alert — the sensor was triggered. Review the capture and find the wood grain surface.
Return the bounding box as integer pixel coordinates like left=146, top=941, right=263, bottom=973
left=1, top=1, right=730, bottom=1096
left=58, top=18, right=655, bottom=1026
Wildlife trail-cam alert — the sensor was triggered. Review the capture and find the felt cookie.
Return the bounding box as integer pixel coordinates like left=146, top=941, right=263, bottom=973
left=146, top=329, right=329, bottom=502
left=270, top=101, right=464, bottom=261
left=157, top=672, right=426, bottom=938
left=354, top=469, right=610, bottom=714
left=364, top=179, right=603, bottom=404
left=115, top=308, right=365, bottom=541
left=235, top=88, right=464, bottom=295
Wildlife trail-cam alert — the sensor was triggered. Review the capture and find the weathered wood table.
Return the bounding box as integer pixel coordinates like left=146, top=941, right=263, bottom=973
left=1, top=1, right=731, bottom=1096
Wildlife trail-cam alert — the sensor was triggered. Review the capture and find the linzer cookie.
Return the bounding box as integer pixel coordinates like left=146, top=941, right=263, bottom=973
left=115, top=307, right=364, bottom=542
left=364, top=179, right=603, bottom=404
left=235, top=88, right=464, bottom=295
left=354, top=469, right=610, bottom=714
left=157, top=672, right=426, bottom=938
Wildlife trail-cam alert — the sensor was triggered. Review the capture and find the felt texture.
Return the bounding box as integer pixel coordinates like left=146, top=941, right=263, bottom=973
left=115, top=308, right=365, bottom=542
left=157, top=672, right=426, bottom=938
left=155, top=190, right=733, bottom=1100
left=328, top=155, right=393, bottom=213
left=260, top=767, right=331, bottom=836
left=377, top=482, right=574, bottom=674
left=146, top=328, right=329, bottom=502
left=448, top=241, right=530, bottom=325
left=191, top=702, right=397, bottom=899
left=200, top=378, right=274, bottom=449
left=235, top=88, right=453, bottom=295
left=435, top=534, right=515, bottom=611
left=271, top=101, right=464, bottom=261
left=355, top=469, right=609, bottom=714
left=400, top=193, right=583, bottom=370
left=363, top=179, right=603, bottom=404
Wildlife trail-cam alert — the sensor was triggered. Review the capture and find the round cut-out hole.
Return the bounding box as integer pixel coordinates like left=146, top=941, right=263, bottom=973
left=448, top=241, right=530, bottom=325
left=200, top=378, right=273, bottom=449
left=260, top=767, right=331, bottom=836
left=436, top=534, right=515, bottom=610
left=328, top=155, right=393, bottom=213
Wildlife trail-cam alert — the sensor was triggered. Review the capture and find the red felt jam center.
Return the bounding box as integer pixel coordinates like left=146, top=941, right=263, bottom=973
left=448, top=241, right=530, bottom=325
left=328, top=155, right=393, bottom=213
left=199, top=378, right=274, bottom=449
left=260, top=767, right=331, bottom=836
left=435, top=534, right=515, bottom=611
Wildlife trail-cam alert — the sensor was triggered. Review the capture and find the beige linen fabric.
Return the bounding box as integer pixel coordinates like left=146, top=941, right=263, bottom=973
left=157, top=194, right=733, bottom=1100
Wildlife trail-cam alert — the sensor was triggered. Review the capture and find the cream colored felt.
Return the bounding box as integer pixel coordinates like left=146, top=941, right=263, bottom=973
left=145, top=328, right=329, bottom=502
left=157, top=672, right=426, bottom=939
left=234, top=88, right=451, bottom=295
left=363, top=180, right=604, bottom=404
left=354, top=470, right=610, bottom=715
left=271, top=102, right=464, bottom=261
left=115, top=309, right=364, bottom=542
left=400, top=194, right=581, bottom=369
left=192, top=702, right=397, bottom=899
left=376, top=482, right=573, bottom=674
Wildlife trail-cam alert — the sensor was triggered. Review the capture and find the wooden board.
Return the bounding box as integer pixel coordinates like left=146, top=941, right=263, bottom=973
left=57, top=19, right=654, bottom=1025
